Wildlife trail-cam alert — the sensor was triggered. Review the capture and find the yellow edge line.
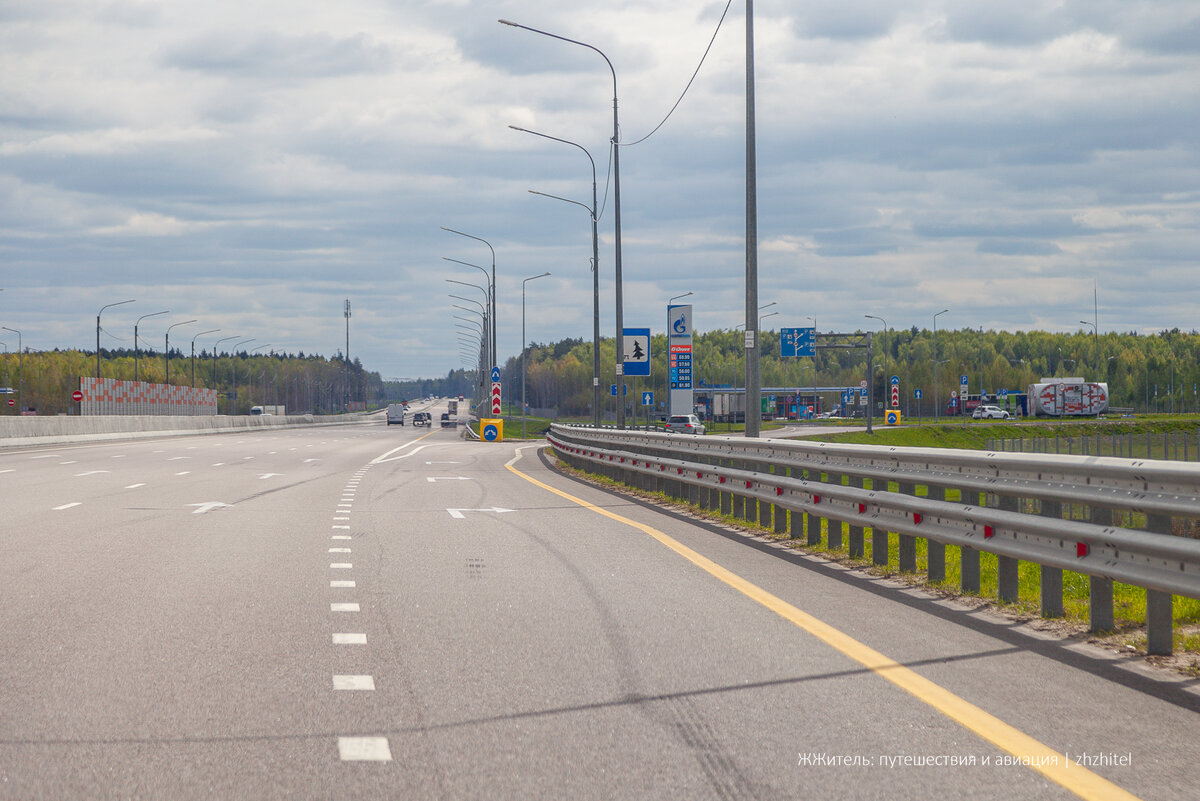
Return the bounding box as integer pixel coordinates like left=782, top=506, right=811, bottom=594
left=506, top=453, right=1141, bottom=801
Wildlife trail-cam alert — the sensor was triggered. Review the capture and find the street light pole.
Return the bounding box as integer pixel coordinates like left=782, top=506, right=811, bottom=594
left=0, top=327, right=20, bottom=413
left=213, top=336, right=239, bottom=414
left=499, top=19, right=625, bottom=429
left=134, top=310, right=168, bottom=384
left=442, top=257, right=493, bottom=375
left=165, top=320, right=197, bottom=387
left=96, top=299, right=135, bottom=379
left=933, top=309, right=949, bottom=420
left=744, top=0, right=761, bottom=438
left=522, top=272, right=551, bottom=438
left=442, top=229, right=496, bottom=382
left=191, top=329, right=219, bottom=388
left=512, top=125, right=602, bottom=427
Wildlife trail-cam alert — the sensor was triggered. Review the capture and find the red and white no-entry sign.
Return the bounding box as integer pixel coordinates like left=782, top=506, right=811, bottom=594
left=72, top=390, right=84, bottom=402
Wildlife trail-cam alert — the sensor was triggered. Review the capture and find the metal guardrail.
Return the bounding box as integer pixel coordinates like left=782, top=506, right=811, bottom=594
left=548, top=424, right=1200, bottom=656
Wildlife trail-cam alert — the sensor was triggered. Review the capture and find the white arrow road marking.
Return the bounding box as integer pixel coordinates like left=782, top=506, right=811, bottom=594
left=74, top=470, right=110, bottom=477
left=427, top=476, right=471, bottom=483
left=258, top=473, right=283, bottom=479
left=188, top=502, right=232, bottom=514
left=371, top=444, right=434, bottom=464
left=447, top=507, right=516, bottom=519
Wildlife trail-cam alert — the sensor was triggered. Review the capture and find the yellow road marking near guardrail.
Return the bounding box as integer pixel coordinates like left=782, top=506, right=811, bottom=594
left=506, top=448, right=1142, bottom=801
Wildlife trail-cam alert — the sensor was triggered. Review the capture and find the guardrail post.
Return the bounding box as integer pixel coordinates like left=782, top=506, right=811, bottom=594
left=721, top=456, right=733, bottom=517
left=1039, top=499, right=1065, bottom=618
left=870, top=479, right=888, bottom=566
left=827, top=473, right=843, bottom=550
left=1087, top=506, right=1115, bottom=633
left=807, top=467, right=822, bottom=546
left=898, top=482, right=917, bottom=573
left=996, top=493, right=1020, bottom=603
left=848, top=476, right=864, bottom=558
left=774, top=467, right=788, bottom=535
left=732, top=459, right=746, bottom=519
left=758, top=461, right=773, bottom=529
left=1146, top=512, right=1175, bottom=656
left=927, top=485, right=946, bottom=583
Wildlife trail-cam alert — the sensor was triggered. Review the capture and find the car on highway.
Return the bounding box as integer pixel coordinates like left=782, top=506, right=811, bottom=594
left=440, top=412, right=454, bottom=428
left=665, top=414, right=705, bottom=435
left=412, top=411, right=431, bottom=426
left=972, top=404, right=1010, bottom=420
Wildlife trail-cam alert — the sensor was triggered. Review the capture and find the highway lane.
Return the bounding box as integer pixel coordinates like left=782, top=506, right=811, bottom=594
left=1, top=416, right=1197, bottom=799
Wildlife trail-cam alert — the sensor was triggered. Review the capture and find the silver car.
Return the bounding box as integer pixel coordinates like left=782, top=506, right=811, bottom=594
left=665, top=414, right=706, bottom=434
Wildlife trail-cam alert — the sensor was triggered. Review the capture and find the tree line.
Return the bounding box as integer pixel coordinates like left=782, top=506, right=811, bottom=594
left=500, top=327, right=1200, bottom=418
left=0, top=348, right=383, bottom=416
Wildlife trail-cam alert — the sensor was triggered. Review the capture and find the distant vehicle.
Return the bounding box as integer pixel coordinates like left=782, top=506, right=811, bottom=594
left=447, top=399, right=458, bottom=416
left=250, top=405, right=285, bottom=416
left=412, top=411, right=431, bottom=426
left=1028, top=380, right=1109, bottom=417
left=665, top=414, right=705, bottom=435
left=386, top=404, right=406, bottom=425
left=972, top=405, right=1010, bottom=420
left=440, top=412, right=454, bottom=428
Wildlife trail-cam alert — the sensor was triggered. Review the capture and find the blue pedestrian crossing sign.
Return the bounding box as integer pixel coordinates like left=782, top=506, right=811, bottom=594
left=642, top=391, right=654, bottom=407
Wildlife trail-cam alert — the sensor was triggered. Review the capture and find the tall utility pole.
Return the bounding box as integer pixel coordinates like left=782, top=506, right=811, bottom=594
left=744, top=0, right=761, bottom=438
left=344, top=299, right=351, bottom=411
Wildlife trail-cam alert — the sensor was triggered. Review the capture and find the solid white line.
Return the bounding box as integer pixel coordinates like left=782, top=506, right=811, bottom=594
left=53, top=502, right=81, bottom=511
left=332, top=675, right=375, bottom=691
left=330, top=580, right=356, bottom=588
left=332, top=633, right=367, bottom=645
left=337, top=736, right=390, bottom=761
left=331, top=603, right=360, bottom=612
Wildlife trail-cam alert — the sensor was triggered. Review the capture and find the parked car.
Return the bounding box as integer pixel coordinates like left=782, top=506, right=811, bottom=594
left=972, top=405, right=1010, bottom=420
left=665, top=414, right=706, bottom=435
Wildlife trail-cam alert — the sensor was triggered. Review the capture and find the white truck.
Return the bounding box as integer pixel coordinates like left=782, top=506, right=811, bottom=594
left=250, top=405, right=285, bottom=416
left=386, top=403, right=406, bottom=425
left=1027, top=379, right=1109, bottom=417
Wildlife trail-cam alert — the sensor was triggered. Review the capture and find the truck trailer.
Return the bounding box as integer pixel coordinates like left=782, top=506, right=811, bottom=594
left=1027, top=379, right=1108, bottom=417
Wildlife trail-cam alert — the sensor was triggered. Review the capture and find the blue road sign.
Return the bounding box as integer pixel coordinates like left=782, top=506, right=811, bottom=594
left=915, top=389, right=923, bottom=399
left=780, top=327, right=816, bottom=358
left=642, top=391, right=654, bottom=406
left=482, top=422, right=500, bottom=441
left=491, top=366, right=501, bottom=383
left=891, top=375, right=900, bottom=385
left=622, top=328, right=651, bottom=376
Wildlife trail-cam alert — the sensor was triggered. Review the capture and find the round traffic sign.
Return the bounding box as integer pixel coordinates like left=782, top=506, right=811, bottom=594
left=482, top=423, right=500, bottom=441
left=891, top=375, right=899, bottom=385
left=6, top=399, right=13, bottom=407
left=859, top=380, right=867, bottom=388
left=72, top=390, right=84, bottom=402
left=951, top=391, right=958, bottom=398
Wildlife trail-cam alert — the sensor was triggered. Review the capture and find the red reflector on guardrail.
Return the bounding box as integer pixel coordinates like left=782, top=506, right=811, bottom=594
left=719, top=477, right=726, bottom=484
left=913, top=513, right=923, bottom=524
left=1077, top=542, right=1090, bottom=557
left=984, top=525, right=994, bottom=538
left=858, top=503, right=866, bottom=514
left=776, top=487, right=783, bottom=496
left=813, top=495, right=821, bottom=504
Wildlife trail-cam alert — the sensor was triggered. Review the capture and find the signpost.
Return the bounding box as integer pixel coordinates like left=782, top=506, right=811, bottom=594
left=490, top=366, right=502, bottom=416
left=780, top=328, right=815, bottom=358
left=667, top=305, right=693, bottom=418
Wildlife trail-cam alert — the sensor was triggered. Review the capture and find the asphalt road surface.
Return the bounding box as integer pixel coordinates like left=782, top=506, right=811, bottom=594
left=1, top=414, right=1197, bottom=800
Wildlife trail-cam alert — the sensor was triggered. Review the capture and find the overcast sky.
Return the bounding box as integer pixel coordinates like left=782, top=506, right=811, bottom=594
left=2, top=0, right=1198, bottom=380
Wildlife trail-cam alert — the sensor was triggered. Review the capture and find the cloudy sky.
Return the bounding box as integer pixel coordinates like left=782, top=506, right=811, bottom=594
left=2, top=0, right=1198, bottom=380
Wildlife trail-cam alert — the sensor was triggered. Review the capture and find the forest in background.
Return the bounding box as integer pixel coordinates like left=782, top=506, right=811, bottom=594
left=506, top=327, right=1200, bottom=418
left=4, top=328, right=1198, bottom=418
left=0, top=347, right=382, bottom=416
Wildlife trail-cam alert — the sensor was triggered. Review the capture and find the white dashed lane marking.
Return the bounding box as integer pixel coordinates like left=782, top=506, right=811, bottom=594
left=331, top=603, right=360, bottom=612
left=332, top=633, right=367, bottom=645
left=330, top=563, right=353, bottom=569
left=338, top=737, right=391, bottom=762
left=333, top=675, right=375, bottom=691
left=330, top=580, right=355, bottom=588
